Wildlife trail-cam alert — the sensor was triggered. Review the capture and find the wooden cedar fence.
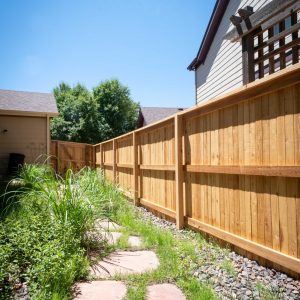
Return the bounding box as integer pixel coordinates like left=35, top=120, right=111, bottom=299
left=94, top=65, right=300, bottom=276
left=50, top=140, right=94, bottom=173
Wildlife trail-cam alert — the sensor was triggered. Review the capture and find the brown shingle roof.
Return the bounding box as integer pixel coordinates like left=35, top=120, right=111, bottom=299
left=139, top=107, right=185, bottom=127
left=0, top=89, right=58, bottom=115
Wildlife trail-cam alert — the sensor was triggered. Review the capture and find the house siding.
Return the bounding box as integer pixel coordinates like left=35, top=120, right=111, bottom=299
left=0, top=115, right=47, bottom=175
left=196, top=0, right=271, bottom=104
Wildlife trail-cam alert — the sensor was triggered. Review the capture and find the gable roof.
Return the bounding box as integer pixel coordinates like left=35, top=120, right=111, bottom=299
left=0, top=89, right=58, bottom=116
left=187, top=0, right=230, bottom=71
left=138, top=107, right=185, bottom=127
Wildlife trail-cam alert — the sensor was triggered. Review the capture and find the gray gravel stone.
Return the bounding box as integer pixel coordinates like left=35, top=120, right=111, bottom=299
left=134, top=205, right=300, bottom=300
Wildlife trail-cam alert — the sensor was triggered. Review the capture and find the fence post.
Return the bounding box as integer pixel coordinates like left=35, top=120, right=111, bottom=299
left=113, top=139, right=117, bottom=183
left=133, top=131, right=139, bottom=206
left=175, top=114, right=184, bottom=229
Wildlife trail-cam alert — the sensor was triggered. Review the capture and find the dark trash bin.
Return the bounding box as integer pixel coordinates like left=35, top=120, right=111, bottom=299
left=7, top=153, right=25, bottom=176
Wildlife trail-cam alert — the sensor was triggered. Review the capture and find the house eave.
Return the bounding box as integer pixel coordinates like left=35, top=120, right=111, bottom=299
left=0, top=110, right=59, bottom=117
left=187, top=0, right=230, bottom=71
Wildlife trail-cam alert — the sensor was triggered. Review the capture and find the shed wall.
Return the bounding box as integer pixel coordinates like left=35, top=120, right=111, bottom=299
left=0, top=115, right=47, bottom=175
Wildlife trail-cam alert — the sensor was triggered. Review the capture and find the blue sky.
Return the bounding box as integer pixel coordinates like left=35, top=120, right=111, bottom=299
left=0, top=0, right=215, bottom=108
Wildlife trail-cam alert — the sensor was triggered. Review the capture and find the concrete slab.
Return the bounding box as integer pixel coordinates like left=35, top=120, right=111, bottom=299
left=90, top=251, right=159, bottom=278
left=146, top=283, right=186, bottom=300
left=95, top=219, right=122, bottom=231
left=128, top=236, right=142, bottom=247
left=74, top=281, right=126, bottom=300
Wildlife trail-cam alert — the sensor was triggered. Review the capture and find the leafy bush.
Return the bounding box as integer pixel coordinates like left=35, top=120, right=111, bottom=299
left=0, top=214, right=88, bottom=299
left=0, top=164, right=112, bottom=299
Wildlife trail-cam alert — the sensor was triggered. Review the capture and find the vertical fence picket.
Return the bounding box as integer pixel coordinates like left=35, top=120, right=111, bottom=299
left=100, top=144, right=103, bottom=168
left=133, top=132, right=139, bottom=206
left=175, top=115, right=184, bottom=229
left=113, top=139, right=117, bottom=183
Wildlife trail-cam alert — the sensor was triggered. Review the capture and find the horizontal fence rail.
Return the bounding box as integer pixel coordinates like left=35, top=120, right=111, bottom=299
left=94, top=65, right=300, bottom=276
left=50, top=140, right=95, bottom=173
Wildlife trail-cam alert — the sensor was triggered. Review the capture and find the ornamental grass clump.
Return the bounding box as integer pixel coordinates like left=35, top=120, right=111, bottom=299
left=18, top=165, right=98, bottom=242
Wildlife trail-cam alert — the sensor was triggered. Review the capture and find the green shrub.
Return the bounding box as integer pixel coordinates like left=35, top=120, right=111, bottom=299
left=0, top=212, right=88, bottom=299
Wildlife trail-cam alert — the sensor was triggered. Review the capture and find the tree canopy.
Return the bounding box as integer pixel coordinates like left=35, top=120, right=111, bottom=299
left=51, top=79, right=139, bottom=144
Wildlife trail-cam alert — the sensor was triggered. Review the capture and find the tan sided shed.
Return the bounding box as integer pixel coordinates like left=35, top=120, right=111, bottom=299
left=0, top=89, right=58, bottom=175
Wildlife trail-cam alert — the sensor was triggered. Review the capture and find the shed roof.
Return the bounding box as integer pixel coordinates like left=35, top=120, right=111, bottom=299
left=139, top=107, right=185, bottom=127
left=0, top=89, right=58, bottom=116
left=187, top=0, right=230, bottom=71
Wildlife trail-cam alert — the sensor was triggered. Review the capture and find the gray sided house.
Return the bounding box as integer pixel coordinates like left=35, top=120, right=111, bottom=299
left=0, top=89, right=58, bottom=175
left=188, top=0, right=300, bottom=104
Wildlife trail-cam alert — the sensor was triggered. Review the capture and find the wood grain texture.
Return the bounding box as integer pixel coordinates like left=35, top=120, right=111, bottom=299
left=175, top=115, right=184, bottom=228
left=50, top=140, right=94, bottom=173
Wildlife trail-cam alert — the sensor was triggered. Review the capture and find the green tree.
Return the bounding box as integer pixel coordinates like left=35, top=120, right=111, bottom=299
left=93, top=79, right=139, bottom=140
left=51, top=82, right=98, bottom=143
left=51, top=80, right=139, bottom=143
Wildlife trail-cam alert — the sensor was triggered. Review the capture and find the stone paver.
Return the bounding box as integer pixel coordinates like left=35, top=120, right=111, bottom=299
left=128, top=236, right=142, bottom=247
left=146, top=283, right=186, bottom=300
left=90, top=250, right=159, bottom=277
left=103, top=232, right=122, bottom=245
left=74, top=281, right=126, bottom=300
left=96, top=219, right=122, bottom=231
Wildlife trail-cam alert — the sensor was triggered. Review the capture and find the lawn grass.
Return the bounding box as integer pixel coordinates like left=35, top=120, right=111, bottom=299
left=104, top=195, right=217, bottom=300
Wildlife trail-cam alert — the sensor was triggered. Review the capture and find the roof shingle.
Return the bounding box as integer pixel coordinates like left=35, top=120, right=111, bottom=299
left=139, top=107, right=185, bottom=127
left=0, top=89, right=58, bottom=115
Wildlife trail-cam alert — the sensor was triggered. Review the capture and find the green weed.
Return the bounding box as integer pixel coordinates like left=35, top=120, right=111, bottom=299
left=220, top=259, right=236, bottom=277
left=255, top=282, right=284, bottom=300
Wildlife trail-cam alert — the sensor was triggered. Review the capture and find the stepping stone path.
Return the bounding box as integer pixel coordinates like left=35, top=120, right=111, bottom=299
left=146, top=283, right=186, bottom=300
left=96, top=219, right=123, bottom=245
left=74, top=281, right=126, bottom=300
left=96, top=219, right=122, bottom=231
left=103, top=231, right=122, bottom=246
left=74, top=219, right=186, bottom=299
left=128, top=235, right=142, bottom=247
left=90, top=250, right=159, bottom=277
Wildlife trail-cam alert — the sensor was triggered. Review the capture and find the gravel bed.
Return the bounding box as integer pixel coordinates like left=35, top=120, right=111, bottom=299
left=135, top=205, right=300, bottom=300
